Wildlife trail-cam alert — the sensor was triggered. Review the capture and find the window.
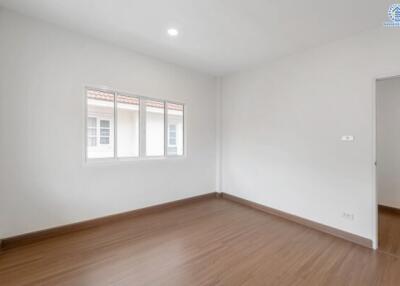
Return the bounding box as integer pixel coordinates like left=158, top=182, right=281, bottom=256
left=86, top=88, right=184, bottom=160
left=167, top=103, right=184, bottom=156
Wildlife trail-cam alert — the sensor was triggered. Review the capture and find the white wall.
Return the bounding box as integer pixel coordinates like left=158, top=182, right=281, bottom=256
left=221, top=27, right=400, bottom=243
left=0, top=9, right=217, bottom=238
left=377, top=77, right=400, bottom=209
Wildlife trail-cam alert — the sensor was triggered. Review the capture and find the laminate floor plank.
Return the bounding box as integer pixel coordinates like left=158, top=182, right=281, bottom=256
left=379, top=208, right=400, bottom=257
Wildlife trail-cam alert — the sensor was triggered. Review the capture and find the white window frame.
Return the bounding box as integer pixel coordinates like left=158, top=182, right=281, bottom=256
left=84, top=86, right=185, bottom=163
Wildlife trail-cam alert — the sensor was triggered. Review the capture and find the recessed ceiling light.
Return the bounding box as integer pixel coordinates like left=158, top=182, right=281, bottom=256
left=167, top=28, right=179, bottom=37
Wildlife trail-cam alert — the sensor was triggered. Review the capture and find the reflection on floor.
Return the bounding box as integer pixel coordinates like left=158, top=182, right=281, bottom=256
left=379, top=206, right=400, bottom=257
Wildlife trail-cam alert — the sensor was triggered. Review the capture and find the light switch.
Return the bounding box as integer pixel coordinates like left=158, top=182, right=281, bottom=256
left=341, top=135, right=354, bottom=142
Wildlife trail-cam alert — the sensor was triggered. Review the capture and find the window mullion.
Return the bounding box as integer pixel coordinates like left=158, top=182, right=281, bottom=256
left=164, top=101, right=168, bottom=157
left=114, top=92, right=118, bottom=159
left=139, top=97, right=146, bottom=157
left=183, top=105, right=185, bottom=156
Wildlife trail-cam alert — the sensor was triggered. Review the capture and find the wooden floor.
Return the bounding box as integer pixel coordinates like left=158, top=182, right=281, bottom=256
left=379, top=207, right=400, bottom=257
left=1, top=199, right=400, bottom=286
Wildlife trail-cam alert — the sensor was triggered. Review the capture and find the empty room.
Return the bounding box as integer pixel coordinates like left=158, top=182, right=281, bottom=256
left=1, top=1, right=400, bottom=285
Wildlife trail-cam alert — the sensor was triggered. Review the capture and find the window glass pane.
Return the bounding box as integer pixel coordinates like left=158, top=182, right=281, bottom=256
left=87, top=89, right=114, bottom=159
left=99, top=120, right=111, bottom=145
left=145, top=99, right=164, bottom=156
left=169, top=125, right=177, bottom=145
left=100, top=125, right=110, bottom=137
left=100, top=137, right=110, bottom=145
left=167, top=103, right=184, bottom=156
left=117, top=94, right=139, bottom=157
left=100, top=120, right=110, bottom=128
left=100, top=129, right=110, bottom=137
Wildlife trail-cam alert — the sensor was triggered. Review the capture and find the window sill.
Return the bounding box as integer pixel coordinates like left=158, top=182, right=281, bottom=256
left=83, top=155, right=187, bottom=166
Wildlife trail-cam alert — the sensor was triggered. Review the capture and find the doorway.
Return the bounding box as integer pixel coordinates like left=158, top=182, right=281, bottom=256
left=376, top=76, right=400, bottom=256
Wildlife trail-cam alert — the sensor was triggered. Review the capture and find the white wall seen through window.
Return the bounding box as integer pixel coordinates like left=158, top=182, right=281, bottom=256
left=145, top=99, right=165, bottom=157
left=117, top=94, right=139, bottom=158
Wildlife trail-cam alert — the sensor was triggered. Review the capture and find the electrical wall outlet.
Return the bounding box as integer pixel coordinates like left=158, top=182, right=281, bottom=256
left=342, top=212, right=354, bottom=221
left=341, top=135, right=355, bottom=142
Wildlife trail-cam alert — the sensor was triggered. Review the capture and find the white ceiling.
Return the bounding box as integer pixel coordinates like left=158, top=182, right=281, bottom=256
left=0, top=0, right=392, bottom=75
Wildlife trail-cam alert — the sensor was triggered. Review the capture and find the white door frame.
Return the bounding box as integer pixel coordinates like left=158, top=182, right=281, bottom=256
left=372, top=73, right=400, bottom=250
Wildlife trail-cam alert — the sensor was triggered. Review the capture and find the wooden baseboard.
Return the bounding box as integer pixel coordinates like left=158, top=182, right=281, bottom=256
left=2, top=192, right=373, bottom=251
left=220, top=192, right=373, bottom=249
left=1, top=192, right=218, bottom=251
left=379, top=204, right=400, bottom=215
